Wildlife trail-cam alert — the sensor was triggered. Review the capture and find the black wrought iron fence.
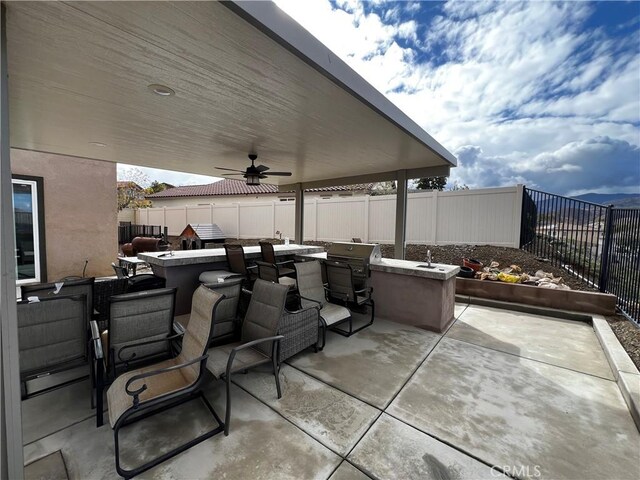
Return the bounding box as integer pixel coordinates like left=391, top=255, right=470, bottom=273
left=118, top=224, right=164, bottom=244
left=520, top=187, right=639, bottom=325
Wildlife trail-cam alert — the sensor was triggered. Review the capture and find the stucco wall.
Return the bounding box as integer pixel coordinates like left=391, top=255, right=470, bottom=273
left=11, top=149, right=117, bottom=281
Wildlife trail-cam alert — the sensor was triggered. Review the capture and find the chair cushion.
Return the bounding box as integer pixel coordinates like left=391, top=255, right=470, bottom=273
left=278, top=276, right=297, bottom=288
left=199, top=270, right=242, bottom=284
left=320, top=303, right=351, bottom=326
left=206, top=342, right=270, bottom=378
left=107, top=358, right=193, bottom=428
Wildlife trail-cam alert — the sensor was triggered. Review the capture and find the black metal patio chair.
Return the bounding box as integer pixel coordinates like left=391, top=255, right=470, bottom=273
left=206, top=279, right=289, bottom=435
left=294, top=260, right=352, bottom=349
left=105, top=285, right=226, bottom=479
left=324, top=260, right=375, bottom=336
left=17, top=294, right=88, bottom=398
left=91, top=287, right=177, bottom=427
left=259, top=241, right=296, bottom=278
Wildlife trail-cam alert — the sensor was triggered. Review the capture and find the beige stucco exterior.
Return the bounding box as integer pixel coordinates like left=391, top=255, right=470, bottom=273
left=11, top=149, right=117, bottom=281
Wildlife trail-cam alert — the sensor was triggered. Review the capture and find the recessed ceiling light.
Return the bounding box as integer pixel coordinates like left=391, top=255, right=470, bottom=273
left=148, top=84, right=175, bottom=96
left=89, top=142, right=107, bottom=147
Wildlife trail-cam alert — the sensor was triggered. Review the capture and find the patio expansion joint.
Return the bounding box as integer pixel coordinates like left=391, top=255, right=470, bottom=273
left=443, top=335, right=617, bottom=383
left=229, top=374, right=383, bottom=464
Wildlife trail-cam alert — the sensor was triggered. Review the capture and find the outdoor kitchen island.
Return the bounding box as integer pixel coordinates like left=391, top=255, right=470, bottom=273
left=139, top=244, right=324, bottom=315
left=296, top=251, right=460, bottom=333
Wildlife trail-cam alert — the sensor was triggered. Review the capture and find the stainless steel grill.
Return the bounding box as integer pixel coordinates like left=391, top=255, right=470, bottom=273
left=326, top=242, right=381, bottom=288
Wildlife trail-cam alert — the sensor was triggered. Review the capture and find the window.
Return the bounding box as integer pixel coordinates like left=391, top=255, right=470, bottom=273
left=12, top=176, right=46, bottom=284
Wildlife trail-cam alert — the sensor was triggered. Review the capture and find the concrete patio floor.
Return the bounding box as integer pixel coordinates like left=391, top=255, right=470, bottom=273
left=22, top=302, right=640, bottom=479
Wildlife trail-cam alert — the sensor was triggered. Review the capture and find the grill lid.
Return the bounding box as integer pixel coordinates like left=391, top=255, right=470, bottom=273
left=326, top=242, right=382, bottom=261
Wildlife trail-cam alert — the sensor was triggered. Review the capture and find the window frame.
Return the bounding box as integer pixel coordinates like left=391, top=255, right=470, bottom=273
left=11, top=174, right=47, bottom=284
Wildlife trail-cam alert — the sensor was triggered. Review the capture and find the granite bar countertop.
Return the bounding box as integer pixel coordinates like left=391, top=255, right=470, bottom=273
left=296, top=251, right=459, bottom=281
left=370, top=258, right=460, bottom=280
left=139, top=244, right=324, bottom=267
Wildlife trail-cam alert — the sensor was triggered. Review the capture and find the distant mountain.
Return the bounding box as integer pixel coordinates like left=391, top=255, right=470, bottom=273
left=572, top=193, right=640, bottom=206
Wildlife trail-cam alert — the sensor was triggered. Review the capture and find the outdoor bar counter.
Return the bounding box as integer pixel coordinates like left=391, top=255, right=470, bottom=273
left=297, top=252, right=460, bottom=333
left=140, top=244, right=323, bottom=314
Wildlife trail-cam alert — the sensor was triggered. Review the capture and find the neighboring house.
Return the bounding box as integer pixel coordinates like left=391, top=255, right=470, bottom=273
left=11, top=149, right=117, bottom=283
left=145, top=178, right=373, bottom=207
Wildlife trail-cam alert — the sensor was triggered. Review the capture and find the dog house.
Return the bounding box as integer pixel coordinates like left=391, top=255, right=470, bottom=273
left=179, top=224, right=226, bottom=250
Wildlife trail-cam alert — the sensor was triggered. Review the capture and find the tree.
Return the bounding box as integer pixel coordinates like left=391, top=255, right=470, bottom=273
left=145, top=180, right=172, bottom=195
left=370, top=181, right=397, bottom=196
left=415, top=176, right=447, bottom=191
left=117, top=168, right=152, bottom=211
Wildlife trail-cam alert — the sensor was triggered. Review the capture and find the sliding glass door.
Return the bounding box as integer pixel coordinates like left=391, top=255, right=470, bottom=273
left=12, top=178, right=43, bottom=284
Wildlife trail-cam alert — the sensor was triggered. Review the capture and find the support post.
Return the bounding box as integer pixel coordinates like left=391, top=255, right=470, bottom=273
left=0, top=4, right=25, bottom=478
left=598, top=205, right=614, bottom=293
left=395, top=170, right=407, bottom=259
left=294, top=184, right=304, bottom=244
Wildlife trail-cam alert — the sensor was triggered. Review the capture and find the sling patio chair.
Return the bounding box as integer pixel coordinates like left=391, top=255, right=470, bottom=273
left=197, top=244, right=256, bottom=285
left=294, top=260, right=353, bottom=349
left=21, top=277, right=95, bottom=324
left=17, top=294, right=88, bottom=398
left=259, top=241, right=296, bottom=278
left=324, top=260, right=375, bottom=336
left=92, top=288, right=177, bottom=427
left=105, top=285, right=225, bottom=479
left=206, top=279, right=289, bottom=435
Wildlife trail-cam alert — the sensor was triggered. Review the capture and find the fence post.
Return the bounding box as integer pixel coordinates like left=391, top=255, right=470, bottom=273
left=598, top=205, right=614, bottom=292
left=431, top=190, right=438, bottom=245
left=236, top=203, right=240, bottom=240
left=513, top=184, right=524, bottom=248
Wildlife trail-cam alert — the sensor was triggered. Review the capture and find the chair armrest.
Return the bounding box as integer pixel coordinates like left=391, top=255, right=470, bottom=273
left=117, top=333, right=184, bottom=363
left=275, top=259, right=295, bottom=267
left=285, top=304, right=321, bottom=315
left=242, top=287, right=253, bottom=296
left=124, top=354, right=208, bottom=407
left=226, top=335, right=284, bottom=377
left=246, top=265, right=258, bottom=271
left=89, top=320, right=103, bottom=360
left=355, top=287, right=373, bottom=295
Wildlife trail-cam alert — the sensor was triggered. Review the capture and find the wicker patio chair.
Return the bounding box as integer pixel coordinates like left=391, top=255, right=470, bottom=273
left=91, top=287, right=177, bottom=427
left=206, top=279, right=288, bottom=435
left=278, top=301, right=321, bottom=362
left=105, top=285, right=225, bottom=479
left=259, top=241, right=296, bottom=277
left=93, top=278, right=129, bottom=326
left=17, top=294, right=88, bottom=398
left=294, top=260, right=352, bottom=349
left=324, top=260, right=375, bottom=336
left=111, top=262, right=166, bottom=293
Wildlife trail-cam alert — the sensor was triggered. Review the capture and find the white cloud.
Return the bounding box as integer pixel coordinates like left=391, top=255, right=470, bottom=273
left=117, top=164, right=219, bottom=187
left=275, top=0, right=640, bottom=195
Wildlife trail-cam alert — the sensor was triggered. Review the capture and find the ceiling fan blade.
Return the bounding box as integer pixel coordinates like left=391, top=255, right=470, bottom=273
left=215, top=166, right=246, bottom=173
left=264, top=172, right=292, bottom=176
left=222, top=173, right=246, bottom=176
left=256, top=165, right=270, bottom=172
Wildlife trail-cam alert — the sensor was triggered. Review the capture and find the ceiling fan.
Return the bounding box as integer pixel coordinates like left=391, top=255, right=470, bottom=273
left=215, top=154, right=292, bottom=185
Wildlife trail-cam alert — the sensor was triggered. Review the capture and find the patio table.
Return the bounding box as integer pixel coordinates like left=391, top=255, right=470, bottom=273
left=118, top=256, right=148, bottom=275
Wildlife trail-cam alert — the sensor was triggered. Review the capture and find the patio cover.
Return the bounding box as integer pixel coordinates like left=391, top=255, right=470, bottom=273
left=0, top=3, right=455, bottom=474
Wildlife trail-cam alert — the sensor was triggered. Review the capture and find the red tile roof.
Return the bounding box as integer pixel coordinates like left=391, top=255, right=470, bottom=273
left=146, top=178, right=372, bottom=198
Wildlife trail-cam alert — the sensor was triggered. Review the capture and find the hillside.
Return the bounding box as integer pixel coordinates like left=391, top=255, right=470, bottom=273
left=572, top=193, right=640, bottom=207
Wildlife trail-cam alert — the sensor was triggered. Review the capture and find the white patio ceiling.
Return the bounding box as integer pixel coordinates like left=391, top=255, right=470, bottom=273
left=6, top=1, right=455, bottom=187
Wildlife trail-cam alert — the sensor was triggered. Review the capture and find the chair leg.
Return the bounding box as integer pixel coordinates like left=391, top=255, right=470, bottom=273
left=114, top=391, right=224, bottom=479
left=224, top=374, right=232, bottom=436
left=272, top=354, right=282, bottom=399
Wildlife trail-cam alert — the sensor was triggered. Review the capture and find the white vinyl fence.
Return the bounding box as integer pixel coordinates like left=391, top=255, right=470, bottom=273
left=132, top=185, right=524, bottom=247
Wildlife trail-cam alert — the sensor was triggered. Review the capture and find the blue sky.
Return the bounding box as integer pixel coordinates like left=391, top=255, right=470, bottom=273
left=119, top=0, right=640, bottom=196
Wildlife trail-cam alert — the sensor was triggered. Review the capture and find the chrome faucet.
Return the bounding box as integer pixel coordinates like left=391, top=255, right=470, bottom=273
left=426, top=249, right=432, bottom=267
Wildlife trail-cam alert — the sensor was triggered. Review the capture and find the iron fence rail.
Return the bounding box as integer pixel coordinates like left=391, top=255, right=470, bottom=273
left=118, top=224, right=164, bottom=244
left=520, top=187, right=639, bottom=325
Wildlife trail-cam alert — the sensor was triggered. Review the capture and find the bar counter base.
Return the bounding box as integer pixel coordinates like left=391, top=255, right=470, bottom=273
left=370, top=270, right=456, bottom=333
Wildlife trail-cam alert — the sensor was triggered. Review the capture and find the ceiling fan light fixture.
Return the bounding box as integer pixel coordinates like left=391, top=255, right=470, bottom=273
left=246, top=174, right=261, bottom=186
